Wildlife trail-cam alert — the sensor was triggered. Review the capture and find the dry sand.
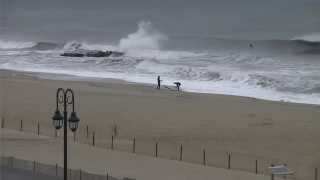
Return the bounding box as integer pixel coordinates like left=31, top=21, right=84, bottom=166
left=0, top=69, right=320, bottom=180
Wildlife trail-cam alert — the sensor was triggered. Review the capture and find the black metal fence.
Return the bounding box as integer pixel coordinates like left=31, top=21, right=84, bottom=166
left=0, top=156, right=120, bottom=180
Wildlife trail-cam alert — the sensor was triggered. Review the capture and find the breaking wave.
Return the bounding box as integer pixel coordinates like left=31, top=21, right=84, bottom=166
left=118, top=21, right=168, bottom=51
left=1, top=36, right=320, bottom=55
left=293, top=33, right=320, bottom=42
left=0, top=40, right=36, bottom=50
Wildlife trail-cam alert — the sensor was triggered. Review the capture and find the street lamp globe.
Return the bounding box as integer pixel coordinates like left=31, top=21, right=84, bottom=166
left=68, top=112, right=80, bottom=132
left=52, top=109, right=63, bottom=130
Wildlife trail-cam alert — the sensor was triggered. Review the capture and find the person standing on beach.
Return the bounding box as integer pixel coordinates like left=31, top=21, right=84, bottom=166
left=157, top=76, right=161, bottom=89
left=174, top=82, right=181, bottom=91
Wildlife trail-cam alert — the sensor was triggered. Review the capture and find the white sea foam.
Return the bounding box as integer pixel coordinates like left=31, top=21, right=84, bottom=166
left=1, top=57, right=320, bottom=105
left=118, top=21, right=167, bottom=51
left=0, top=40, right=36, bottom=49
left=292, top=33, right=320, bottom=42
left=63, top=41, right=118, bottom=51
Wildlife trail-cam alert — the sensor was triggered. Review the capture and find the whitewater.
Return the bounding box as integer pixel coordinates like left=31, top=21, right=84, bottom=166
left=1, top=21, right=320, bottom=105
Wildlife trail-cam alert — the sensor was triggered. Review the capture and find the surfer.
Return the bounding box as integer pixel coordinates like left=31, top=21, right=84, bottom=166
left=249, top=43, right=254, bottom=48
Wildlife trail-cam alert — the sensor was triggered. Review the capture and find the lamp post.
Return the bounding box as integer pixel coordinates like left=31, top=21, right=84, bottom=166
left=52, top=88, right=80, bottom=180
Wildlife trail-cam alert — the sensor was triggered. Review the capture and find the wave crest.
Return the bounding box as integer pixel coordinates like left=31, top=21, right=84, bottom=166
left=292, top=33, right=320, bottom=42
left=118, top=21, right=167, bottom=51
left=0, top=40, right=36, bottom=50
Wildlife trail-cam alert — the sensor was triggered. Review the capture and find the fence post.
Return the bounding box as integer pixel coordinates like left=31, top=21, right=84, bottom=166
left=20, top=120, right=23, bottom=131
left=37, top=121, right=40, bottom=136
left=1, top=117, right=4, bottom=128
left=33, top=160, right=36, bottom=174
left=155, top=142, right=158, bottom=157
left=9, top=156, right=13, bottom=168
left=255, top=160, right=258, bottom=174
left=79, top=169, right=82, bottom=180
left=111, top=135, right=114, bottom=150
left=92, top=132, right=95, bottom=146
left=315, top=168, right=318, bottom=180
left=86, top=125, right=89, bottom=138
left=228, top=153, right=231, bottom=169
left=203, top=149, right=206, bottom=166
left=179, top=144, right=183, bottom=161
left=55, top=163, right=58, bottom=176
left=270, top=164, right=274, bottom=180
left=132, top=137, right=136, bottom=153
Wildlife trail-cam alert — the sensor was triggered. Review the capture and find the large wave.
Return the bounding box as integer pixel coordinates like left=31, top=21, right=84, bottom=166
left=2, top=34, right=320, bottom=55
left=118, top=21, right=168, bottom=51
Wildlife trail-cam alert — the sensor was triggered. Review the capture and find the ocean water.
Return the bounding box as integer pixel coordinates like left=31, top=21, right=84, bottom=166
left=1, top=0, right=320, bottom=105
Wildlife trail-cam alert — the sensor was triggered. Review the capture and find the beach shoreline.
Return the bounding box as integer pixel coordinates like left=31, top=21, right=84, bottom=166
left=1, top=68, right=318, bottom=107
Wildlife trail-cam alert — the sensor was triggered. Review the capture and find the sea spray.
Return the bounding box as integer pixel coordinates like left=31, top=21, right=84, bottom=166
left=0, top=39, right=36, bottom=49
left=118, top=21, right=167, bottom=51
left=63, top=41, right=117, bottom=51
left=292, top=33, right=320, bottom=42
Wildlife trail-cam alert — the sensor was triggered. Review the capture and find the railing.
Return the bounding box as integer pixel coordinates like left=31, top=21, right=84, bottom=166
left=0, top=156, right=120, bottom=180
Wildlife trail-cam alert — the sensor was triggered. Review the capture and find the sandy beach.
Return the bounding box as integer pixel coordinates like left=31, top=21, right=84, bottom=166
left=1, top=69, right=320, bottom=180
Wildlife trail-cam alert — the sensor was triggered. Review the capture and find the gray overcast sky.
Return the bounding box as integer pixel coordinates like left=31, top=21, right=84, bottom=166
left=1, top=0, right=320, bottom=41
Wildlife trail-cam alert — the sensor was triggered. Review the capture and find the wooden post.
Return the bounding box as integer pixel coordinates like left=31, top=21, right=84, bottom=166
left=37, top=121, right=40, bottom=136
left=86, top=125, right=89, bottom=138
left=315, top=168, right=318, bottom=180
left=255, top=160, right=258, bottom=174
left=33, top=161, right=36, bottom=174
left=155, top=142, right=158, bottom=157
left=92, top=132, right=95, bottom=146
left=79, top=169, right=82, bottom=180
left=20, top=120, right=23, bottom=131
left=55, top=163, right=58, bottom=176
left=111, top=135, right=114, bottom=149
left=228, top=153, right=231, bottom=169
left=132, top=137, right=136, bottom=153
left=69, top=169, right=71, bottom=179
left=179, top=144, right=183, bottom=161
left=203, top=149, right=206, bottom=165
left=1, top=117, right=4, bottom=128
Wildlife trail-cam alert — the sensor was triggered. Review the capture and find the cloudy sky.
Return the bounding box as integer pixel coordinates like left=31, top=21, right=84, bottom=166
left=1, top=0, right=320, bottom=41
